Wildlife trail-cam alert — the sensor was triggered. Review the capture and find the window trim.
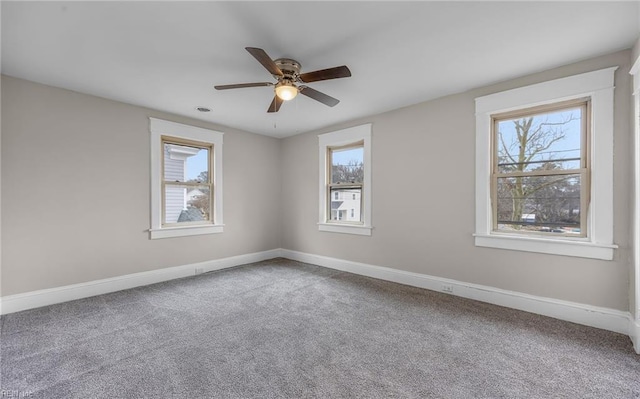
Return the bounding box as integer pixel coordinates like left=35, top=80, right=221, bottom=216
left=318, top=124, right=372, bottom=236
left=474, top=67, right=618, bottom=260
left=149, top=118, right=224, bottom=239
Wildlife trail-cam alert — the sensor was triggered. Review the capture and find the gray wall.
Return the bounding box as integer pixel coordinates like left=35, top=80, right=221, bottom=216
left=281, top=50, right=633, bottom=311
left=1, top=75, right=282, bottom=296
left=1, top=50, right=634, bottom=312
left=633, top=33, right=640, bottom=65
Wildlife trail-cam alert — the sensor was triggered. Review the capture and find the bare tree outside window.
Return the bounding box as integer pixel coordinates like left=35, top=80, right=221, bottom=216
left=332, top=159, right=364, bottom=184
left=187, top=170, right=211, bottom=220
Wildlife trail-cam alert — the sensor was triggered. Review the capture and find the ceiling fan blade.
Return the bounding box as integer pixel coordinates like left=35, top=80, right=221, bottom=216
left=267, top=96, right=284, bottom=113
left=214, top=82, right=273, bottom=90
left=299, top=86, right=340, bottom=107
left=299, top=65, right=351, bottom=83
left=246, top=47, right=283, bottom=77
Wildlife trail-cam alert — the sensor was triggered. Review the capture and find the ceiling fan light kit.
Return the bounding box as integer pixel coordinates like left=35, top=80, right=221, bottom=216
left=214, top=47, right=351, bottom=113
left=275, top=80, right=298, bottom=101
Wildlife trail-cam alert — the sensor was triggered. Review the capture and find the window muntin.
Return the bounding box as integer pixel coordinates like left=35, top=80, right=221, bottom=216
left=161, top=137, right=214, bottom=227
left=327, top=142, right=364, bottom=224
left=491, top=100, right=589, bottom=237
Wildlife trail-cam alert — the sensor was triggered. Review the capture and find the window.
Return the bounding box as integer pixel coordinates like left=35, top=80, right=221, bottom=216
left=149, top=118, right=223, bottom=239
left=318, top=124, right=372, bottom=236
left=162, top=139, right=212, bottom=226
left=328, top=142, right=364, bottom=223
left=475, top=68, right=617, bottom=260
left=492, top=99, right=588, bottom=237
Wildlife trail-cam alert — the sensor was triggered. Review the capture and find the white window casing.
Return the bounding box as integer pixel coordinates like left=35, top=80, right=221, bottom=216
left=474, top=67, right=618, bottom=260
left=149, top=118, right=224, bottom=239
left=318, top=124, right=372, bottom=236
left=630, top=55, right=640, bottom=335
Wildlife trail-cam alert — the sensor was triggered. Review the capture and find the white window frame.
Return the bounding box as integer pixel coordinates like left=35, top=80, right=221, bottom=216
left=474, top=67, right=618, bottom=260
left=149, top=118, right=224, bottom=239
left=318, top=124, right=372, bottom=236
left=630, top=54, right=640, bottom=342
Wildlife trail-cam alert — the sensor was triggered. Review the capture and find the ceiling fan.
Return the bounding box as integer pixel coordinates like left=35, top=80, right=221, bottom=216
left=214, top=47, right=352, bottom=113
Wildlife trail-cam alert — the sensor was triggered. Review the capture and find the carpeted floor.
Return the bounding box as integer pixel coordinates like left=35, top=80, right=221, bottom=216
left=1, top=258, right=639, bottom=398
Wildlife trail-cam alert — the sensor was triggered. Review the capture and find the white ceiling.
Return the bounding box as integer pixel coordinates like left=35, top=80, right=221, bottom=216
left=2, top=2, right=638, bottom=138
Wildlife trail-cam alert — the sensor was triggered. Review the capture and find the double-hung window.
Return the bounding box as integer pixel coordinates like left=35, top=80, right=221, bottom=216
left=328, top=142, right=364, bottom=223
left=149, top=118, right=224, bottom=239
left=475, top=67, right=617, bottom=260
left=318, top=124, right=372, bottom=236
left=492, top=99, right=589, bottom=237
left=162, top=137, right=213, bottom=226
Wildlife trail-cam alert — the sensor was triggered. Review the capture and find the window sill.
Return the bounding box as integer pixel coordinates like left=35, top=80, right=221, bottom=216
left=318, top=223, right=372, bottom=236
left=473, top=233, right=617, bottom=260
left=149, top=224, right=224, bottom=239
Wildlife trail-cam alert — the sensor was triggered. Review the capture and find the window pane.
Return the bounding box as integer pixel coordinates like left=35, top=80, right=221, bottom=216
left=496, top=174, right=581, bottom=234
left=164, top=143, right=209, bottom=183
left=164, top=184, right=211, bottom=224
left=331, top=146, right=364, bottom=184
left=329, top=187, right=362, bottom=222
left=496, top=106, right=583, bottom=174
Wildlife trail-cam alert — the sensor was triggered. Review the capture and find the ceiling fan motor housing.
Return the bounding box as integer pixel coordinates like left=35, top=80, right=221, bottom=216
left=274, top=58, right=301, bottom=80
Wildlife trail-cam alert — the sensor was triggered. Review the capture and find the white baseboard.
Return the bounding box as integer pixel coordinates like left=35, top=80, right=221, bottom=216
left=0, top=249, right=281, bottom=315
left=630, top=317, right=640, bottom=354
left=280, top=249, right=632, bottom=337
left=2, top=247, right=637, bottom=354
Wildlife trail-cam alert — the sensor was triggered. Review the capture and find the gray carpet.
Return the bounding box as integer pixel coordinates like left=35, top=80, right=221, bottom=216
left=1, top=258, right=638, bottom=398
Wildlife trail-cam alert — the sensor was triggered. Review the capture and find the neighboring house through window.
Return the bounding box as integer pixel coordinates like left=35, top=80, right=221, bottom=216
left=318, top=124, right=372, bottom=236
left=149, top=118, right=224, bottom=239
left=474, top=68, right=617, bottom=259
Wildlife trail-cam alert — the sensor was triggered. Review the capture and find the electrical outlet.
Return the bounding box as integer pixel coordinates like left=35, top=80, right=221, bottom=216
left=441, top=284, right=453, bottom=293
left=195, top=268, right=204, bottom=275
